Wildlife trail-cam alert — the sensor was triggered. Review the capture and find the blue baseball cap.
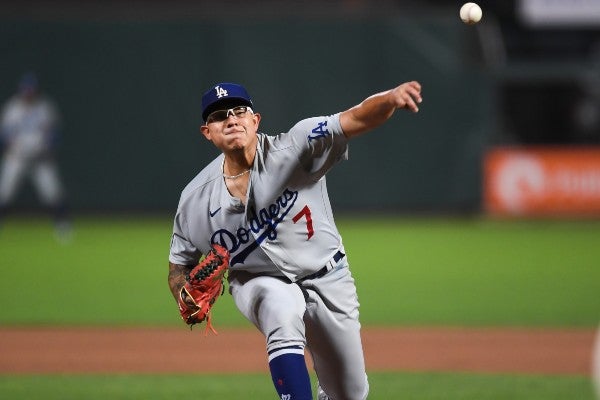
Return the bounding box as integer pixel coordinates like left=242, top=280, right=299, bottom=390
left=18, top=72, right=38, bottom=92
left=201, top=83, right=253, bottom=121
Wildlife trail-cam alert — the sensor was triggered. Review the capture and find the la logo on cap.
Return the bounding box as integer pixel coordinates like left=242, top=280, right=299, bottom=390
left=215, top=85, right=228, bottom=99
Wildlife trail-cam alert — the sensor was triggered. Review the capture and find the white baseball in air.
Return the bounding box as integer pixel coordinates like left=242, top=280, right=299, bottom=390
left=460, top=2, right=482, bottom=25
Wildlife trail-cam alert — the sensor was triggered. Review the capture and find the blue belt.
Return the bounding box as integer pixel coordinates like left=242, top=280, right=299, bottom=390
left=298, top=250, right=345, bottom=282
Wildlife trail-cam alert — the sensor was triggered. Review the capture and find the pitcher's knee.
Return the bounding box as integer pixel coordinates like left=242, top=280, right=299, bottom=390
left=321, top=374, right=369, bottom=400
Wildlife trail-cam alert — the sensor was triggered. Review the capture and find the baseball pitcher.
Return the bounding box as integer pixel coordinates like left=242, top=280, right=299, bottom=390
left=168, top=81, right=422, bottom=399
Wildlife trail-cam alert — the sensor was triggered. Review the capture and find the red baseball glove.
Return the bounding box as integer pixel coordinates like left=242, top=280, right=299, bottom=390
left=177, top=243, right=229, bottom=334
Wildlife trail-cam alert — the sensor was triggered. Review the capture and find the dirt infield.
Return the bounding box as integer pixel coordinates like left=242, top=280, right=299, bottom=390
left=0, top=326, right=595, bottom=376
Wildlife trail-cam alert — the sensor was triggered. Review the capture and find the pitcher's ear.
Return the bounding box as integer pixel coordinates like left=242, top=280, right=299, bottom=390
left=200, top=124, right=211, bottom=140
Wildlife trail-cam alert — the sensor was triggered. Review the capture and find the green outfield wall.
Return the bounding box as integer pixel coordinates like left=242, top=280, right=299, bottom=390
left=0, top=12, right=490, bottom=212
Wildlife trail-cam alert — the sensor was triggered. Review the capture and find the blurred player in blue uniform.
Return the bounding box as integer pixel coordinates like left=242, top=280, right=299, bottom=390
left=0, top=72, right=70, bottom=240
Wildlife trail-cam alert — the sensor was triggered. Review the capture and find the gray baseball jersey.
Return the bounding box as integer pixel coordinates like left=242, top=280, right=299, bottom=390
left=169, top=113, right=348, bottom=280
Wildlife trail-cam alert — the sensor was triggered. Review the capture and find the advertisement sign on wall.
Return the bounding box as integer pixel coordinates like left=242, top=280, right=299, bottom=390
left=519, top=0, right=600, bottom=27
left=484, top=147, right=600, bottom=216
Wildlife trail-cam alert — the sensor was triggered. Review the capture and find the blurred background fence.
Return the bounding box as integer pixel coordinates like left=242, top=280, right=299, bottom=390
left=1, top=0, right=599, bottom=215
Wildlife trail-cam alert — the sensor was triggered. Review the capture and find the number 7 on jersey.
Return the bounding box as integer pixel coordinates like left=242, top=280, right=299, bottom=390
left=292, top=205, right=314, bottom=240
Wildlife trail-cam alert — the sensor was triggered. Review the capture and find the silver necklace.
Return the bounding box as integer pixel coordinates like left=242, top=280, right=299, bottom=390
left=223, top=169, right=251, bottom=179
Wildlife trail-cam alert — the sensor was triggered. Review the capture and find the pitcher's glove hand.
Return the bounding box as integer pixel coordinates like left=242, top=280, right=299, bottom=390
left=177, top=243, right=229, bottom=333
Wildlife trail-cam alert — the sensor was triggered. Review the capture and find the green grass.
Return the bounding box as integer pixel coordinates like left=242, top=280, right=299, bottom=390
left=0, top=216, right=599, bottom=327
left=0, top=217, right=182, bottom=325
left=1, top=216, right=599, bottom=399
left=344, top=217, right=600, bottom=327
left=0, top=372, right=595, bottom=400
